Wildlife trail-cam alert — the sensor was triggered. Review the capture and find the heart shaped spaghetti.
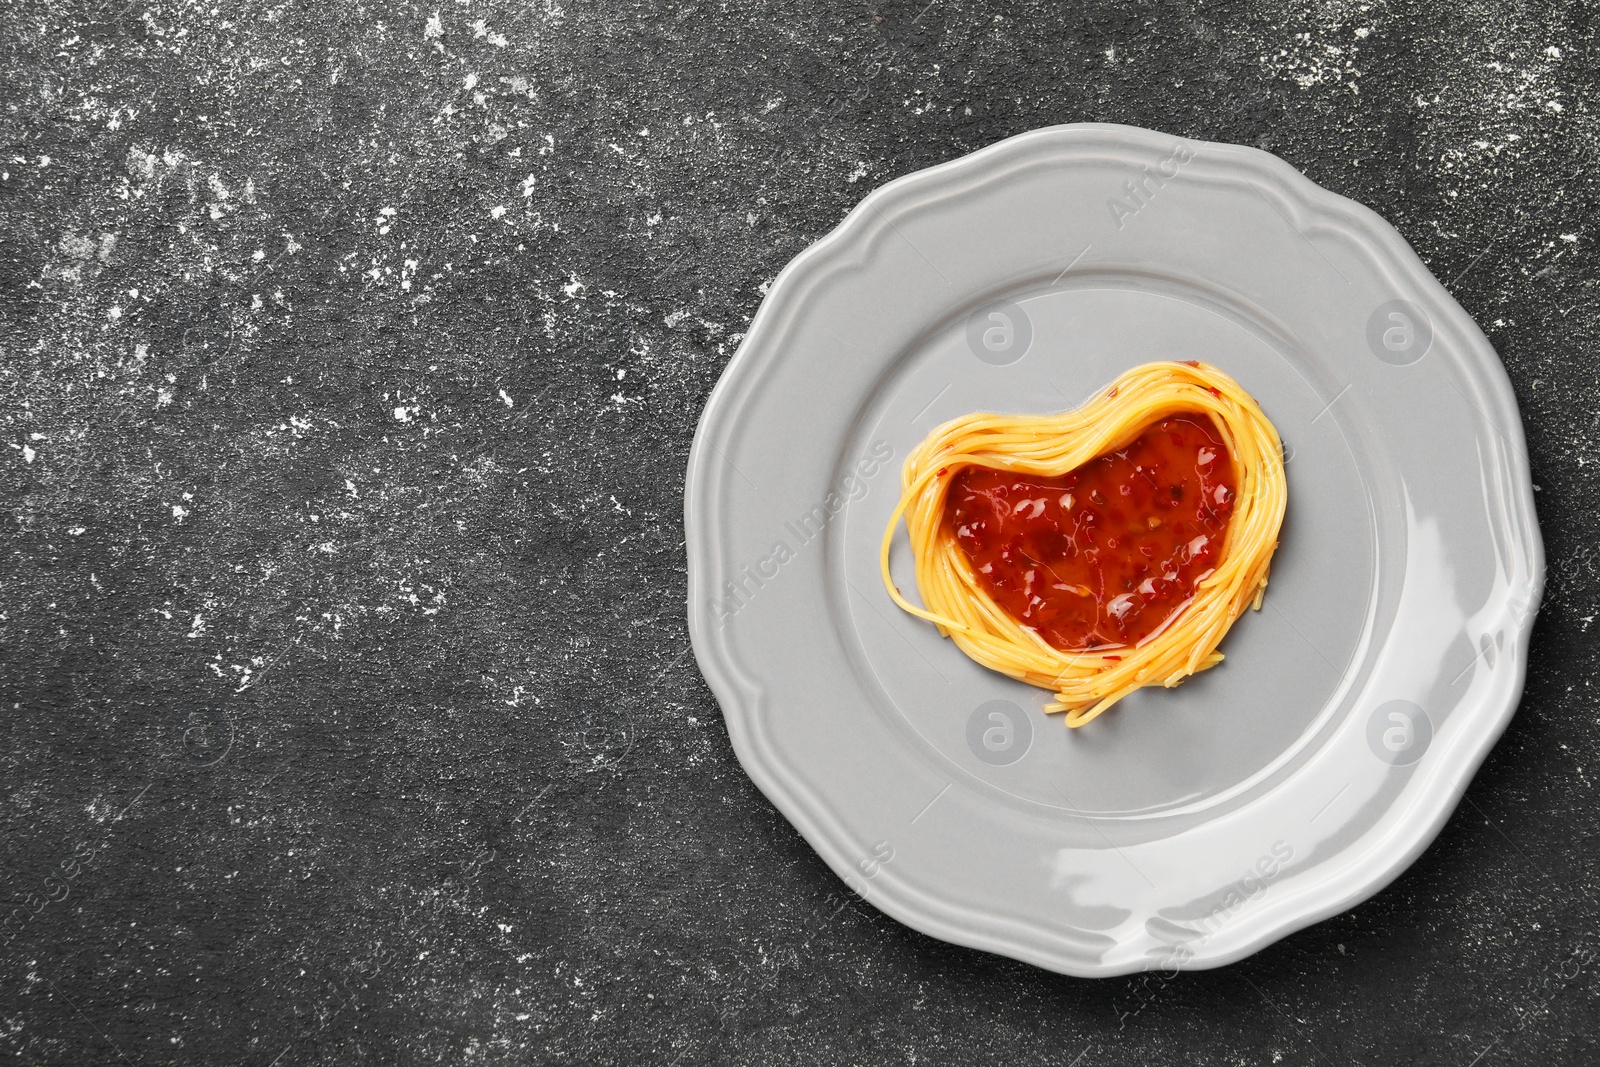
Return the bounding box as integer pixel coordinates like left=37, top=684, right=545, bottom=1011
left=880, top=360, right=1287, bottom=727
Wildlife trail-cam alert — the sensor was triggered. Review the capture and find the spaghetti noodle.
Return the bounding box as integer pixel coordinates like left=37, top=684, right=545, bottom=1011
left=879, top=360, right=1287, bottom=727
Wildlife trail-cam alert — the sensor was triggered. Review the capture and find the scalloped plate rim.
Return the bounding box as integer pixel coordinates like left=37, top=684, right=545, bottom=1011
left=684, top=121, right=1544, bottom=977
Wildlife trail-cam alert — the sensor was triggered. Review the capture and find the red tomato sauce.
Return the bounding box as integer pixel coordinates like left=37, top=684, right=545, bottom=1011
left=944, top=415, right=1237, bottom=651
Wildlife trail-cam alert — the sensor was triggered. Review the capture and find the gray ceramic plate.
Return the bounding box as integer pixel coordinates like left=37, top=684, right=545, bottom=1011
left=685, top=123, right=1543, bottom=976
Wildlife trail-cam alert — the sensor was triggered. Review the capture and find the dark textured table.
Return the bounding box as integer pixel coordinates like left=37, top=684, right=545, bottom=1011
left=2, top=1, right=1597, bottom=1063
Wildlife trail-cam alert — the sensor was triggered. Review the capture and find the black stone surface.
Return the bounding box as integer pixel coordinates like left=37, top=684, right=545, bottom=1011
left=2, top=0, right=1597, bottom=1063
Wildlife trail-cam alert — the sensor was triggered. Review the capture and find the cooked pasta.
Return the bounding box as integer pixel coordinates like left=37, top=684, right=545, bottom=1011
left=879, top=360, right=1287, bottom=727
